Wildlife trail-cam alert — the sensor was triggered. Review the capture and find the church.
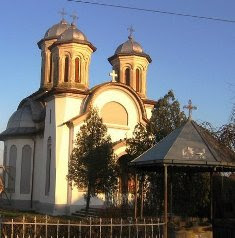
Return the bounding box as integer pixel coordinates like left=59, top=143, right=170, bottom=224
left=0, top=15, right=156, bottom=215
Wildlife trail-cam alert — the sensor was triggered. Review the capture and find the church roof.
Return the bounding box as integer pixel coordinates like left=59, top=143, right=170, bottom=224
left=58, top=23, right=87, bottom=41
left=108, top=34, right=152, bottom=63
left=131, top=120, right=235, bottom=172
left=44, top=19, right=70, bottom=40
left=0, top=100, right=45, bottom=140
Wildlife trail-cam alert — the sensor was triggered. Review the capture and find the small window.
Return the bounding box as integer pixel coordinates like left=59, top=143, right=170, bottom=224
left=49, top=109, right=52, bottom=124
left=64, top=56, right=69, bottom=82
left=75, top=58, right=80, bottom=83
left=136, top=69, right=141, bottom=92
left=125, top=68, right=130, bottom=86
left=45, top=137, right=52, bottom=196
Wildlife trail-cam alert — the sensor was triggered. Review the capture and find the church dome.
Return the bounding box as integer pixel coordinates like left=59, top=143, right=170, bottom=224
left=115, top=36, right=143, bottom=54
left=58, top=23, right=87, bottom=42
left=7, top=106, right=35, bottom=129
left=44, top=19, right=69, bottom=39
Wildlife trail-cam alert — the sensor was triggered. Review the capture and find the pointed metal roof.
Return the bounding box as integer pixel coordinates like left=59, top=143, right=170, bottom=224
left=131, top=120, right=235, bottom=171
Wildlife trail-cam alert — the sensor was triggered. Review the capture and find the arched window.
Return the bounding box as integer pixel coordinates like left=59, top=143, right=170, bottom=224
left=136, top=69, right=141, bottom=92
left=53, top=57, right=58, bottom=83
left=49, top=56, right=53, bottom=83
left=125, top=68, right=130, bottom=86
left=45, top=137, right=52, bottom=196
left=75, top=57, right=80, bottom=83
left=20, top=145, right=32, bottom=194
left=8, top=145, right=17, bottom=193
left=64, top=56, right=69, bottom=82
left=101, top=102, right=128, bottom=126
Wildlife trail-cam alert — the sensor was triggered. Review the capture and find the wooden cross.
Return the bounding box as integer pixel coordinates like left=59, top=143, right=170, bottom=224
left=70, top=12, right=78, bottom=25
left=58, top=8, right=67, bottom=20
left=109, top=70, right=118, bottom=82
left=127, top=25, right=135, bottom=39
left=183, top=99, right=197, bottom=120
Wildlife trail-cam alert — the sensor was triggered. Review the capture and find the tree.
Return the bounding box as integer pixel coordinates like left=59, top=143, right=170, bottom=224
left=126, top=123, right=155, bottom=158
left=67, top=108, right=117, bottom=211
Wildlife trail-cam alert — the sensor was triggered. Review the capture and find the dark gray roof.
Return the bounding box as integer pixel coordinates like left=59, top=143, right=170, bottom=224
left=131, top=120, right=235, bottom=171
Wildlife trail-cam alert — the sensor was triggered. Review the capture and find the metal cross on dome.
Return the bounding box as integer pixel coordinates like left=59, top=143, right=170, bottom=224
left=58, top=8, right=67, bottom=20
left=70, top=12, right=79, bottom=25
left=183, top=99, right=197, bottom=120
left=109, top=70, right=118, bottom=82
left=127, top=25, right=135, bottom=39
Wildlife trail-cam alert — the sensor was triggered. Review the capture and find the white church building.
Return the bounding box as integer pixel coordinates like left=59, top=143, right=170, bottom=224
left=0, top=16, right=155, bottom=215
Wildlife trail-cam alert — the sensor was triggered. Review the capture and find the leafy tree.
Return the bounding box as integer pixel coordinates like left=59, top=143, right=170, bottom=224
left=150, top=90, right=186, bottom=142
left=126, top=123, right=155, bottom=158
left=67, top=108, right=117, bottom=211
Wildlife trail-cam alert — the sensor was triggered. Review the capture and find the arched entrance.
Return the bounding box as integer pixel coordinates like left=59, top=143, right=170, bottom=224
left=117, top=154, right=135, bottom=206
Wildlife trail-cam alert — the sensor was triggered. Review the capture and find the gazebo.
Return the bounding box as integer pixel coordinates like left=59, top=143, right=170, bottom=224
left=130, top=117, right=235, bottom=237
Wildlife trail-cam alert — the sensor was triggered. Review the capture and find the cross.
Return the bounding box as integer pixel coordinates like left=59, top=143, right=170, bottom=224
left=183, top=99, right=197, bottom=120
left=127, top=25, right=135, bottom=39
left=70, top=12, right=79, bottom=25
left=109, top=70, right=118, bottom=82
left=58, top=8, right=67, bottom=21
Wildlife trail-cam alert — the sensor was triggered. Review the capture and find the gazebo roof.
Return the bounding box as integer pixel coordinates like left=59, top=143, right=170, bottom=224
left=131, top=120, right=235, bottom=172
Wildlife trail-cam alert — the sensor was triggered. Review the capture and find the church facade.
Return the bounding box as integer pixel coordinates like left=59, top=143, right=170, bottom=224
left=0, top=17, right=155, bottom=215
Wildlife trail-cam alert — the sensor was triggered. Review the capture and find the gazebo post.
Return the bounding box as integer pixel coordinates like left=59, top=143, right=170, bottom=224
left=134, top=172, right=138, bottom=219
left=164, top=165, right=168, bottom=238
left=210, top=171, right=214, bottom=223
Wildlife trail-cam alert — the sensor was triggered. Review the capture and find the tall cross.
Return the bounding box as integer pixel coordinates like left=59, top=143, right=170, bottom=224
left=70, top=12, right=78, bottom=25
left=58, top=8, right=67, bottom=20
left=127, top=25, right=135, bottom=39
left=183, top=99, right=197, bottom=120
left=109, top=70, right=118, bottom=82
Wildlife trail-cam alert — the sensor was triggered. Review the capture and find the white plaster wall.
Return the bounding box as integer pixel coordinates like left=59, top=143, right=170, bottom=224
left=39, top=99, right=56, bottom=204
left=5, top=138, right=34, bottom=201
left=54, top=96, right=83, bottom=207
left=32, top=135, right=44, bottom=202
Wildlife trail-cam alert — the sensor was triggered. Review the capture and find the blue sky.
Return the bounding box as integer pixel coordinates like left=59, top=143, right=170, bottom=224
left=0, top=0, right=235, bottom=160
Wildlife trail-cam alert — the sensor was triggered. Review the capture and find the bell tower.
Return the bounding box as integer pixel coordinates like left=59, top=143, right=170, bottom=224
left=108, top=27, right=151, bottom=98
left=38, top=13, right=96, bottom=91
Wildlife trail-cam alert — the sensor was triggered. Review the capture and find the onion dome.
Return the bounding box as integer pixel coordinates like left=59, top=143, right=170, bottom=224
left=44, top=19, right=70, bottom=39
left=7, top=106, right=35, bottom=129
left=115, top=35, right=143, bottom=54
left=58, top=23, right=87, bottom=41
left=108, top=33, right=151, bottom=63
left=0, top=100, right=45, bottom=140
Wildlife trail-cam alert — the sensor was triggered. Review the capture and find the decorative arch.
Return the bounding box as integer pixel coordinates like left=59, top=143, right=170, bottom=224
left=101, top=102, right=128, bottom=126
left=81, top=83, right=148, bottom=124
left=45, top=137, right=52, bottom=196
left=8, top=145, right=17, bottom=193
left=20, top=145, right=32, bottom=194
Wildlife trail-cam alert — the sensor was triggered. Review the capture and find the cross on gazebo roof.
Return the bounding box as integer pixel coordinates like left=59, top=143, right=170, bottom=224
left=183, top=99, right=197, bottom=120
left=127, top=25, right=135, bottom=39
left=58, top=8, right=67, bottom=21
left=70, top=12, right=78, bottom=25
left=109, top=70, right=118, bottom=82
